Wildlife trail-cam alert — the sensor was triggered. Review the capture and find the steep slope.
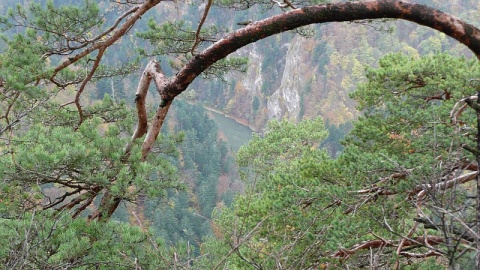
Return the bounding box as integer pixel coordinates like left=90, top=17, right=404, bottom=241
left=183, top=0, right=479, bottom=130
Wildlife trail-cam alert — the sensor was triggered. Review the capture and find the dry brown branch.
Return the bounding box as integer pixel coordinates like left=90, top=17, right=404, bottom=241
left=451, top=96, right=477, bottom=125
left=74, top=47, right=106, bottom=128
left=354, top=171, right=477, bottom=199
left=432, top=206, right=480, bottom=241
left=395, top=222, right=418, bottom=269
left=282, top=0, right=297, bottom=9
left=332, top=236, right=444, bottom=259
left=57, top=190, right=97, bottom=213
left=191, top=0, right=213, bottom=55
left=42, top=188, right=83, bottom=210
left=415, top=171, right=477, bottom=194
left=4, top=92, right=20, bottom=129
left=71, top=196, right=95, bottom=218
left=399, top=250, right=443, bottom=258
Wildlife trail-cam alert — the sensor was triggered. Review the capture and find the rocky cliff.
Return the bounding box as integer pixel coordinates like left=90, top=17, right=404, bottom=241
left=156, top=0, right=479, bottom=132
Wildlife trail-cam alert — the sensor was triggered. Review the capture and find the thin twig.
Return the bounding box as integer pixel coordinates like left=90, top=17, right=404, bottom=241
left=191, top=0, right=213, bottom=55
left=132, top=211, right=160, bottom=251
left=74, top=47, right=106, bottom=128
left=50, top=1, right=160, bottom=80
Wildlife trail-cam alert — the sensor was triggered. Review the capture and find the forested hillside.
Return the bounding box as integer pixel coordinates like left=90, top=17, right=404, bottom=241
left=1, top=0, right=480, bottom=269
left=165, top=0, right=480, bottom=129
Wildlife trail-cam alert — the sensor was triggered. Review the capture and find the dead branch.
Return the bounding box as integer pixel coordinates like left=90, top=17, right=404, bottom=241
left=74, top=47, right=106, bottom=128
left=395, top=222, right=418, bottom=269
left=71, top=196, right=95, bottom=218
left=272, top=0, right=297, bottom=9
left=124, top=60, right=169, bottom=155
left=451, top=96, right=477, bottom=125
left=399, top=250, right=443, bottom=258
left=42, top=188, right=83, bottom=210
left=414, top=216, right=475, bottom=242
left=191, top=0, right=213, bottom=55
left=415, top=171, right=477, bottom=194
left=332, top=236, right=443, bottom=259
left=124, top=61, right=156, bottom=154
left=141, top=99, right=172, bottom=160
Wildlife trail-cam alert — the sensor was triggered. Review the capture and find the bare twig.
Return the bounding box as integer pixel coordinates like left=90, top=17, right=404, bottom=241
left=213, top=216, right=271, bottom=270
left=74, top=47, right=106, bottom=128
left=132, top=211, right=159, bottom=251
left=191, top=0, right=213, bottom=55
left=394, top=222, right=418, bottom=269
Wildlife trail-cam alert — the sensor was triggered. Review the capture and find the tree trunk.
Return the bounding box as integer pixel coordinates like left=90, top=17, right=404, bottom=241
left=90, top=61, right=172, bottom=221
left=476, top=90, right=480, bottom=270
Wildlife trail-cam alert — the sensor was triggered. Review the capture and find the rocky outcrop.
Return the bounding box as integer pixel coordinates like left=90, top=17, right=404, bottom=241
left=188, top=1, right=473, bottom=131
left=267, top=37, right=302, bottom=121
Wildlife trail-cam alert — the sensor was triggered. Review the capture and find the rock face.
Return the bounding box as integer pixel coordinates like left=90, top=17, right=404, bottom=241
left=267, top=38, right=302, bottom=122
left=194, top=23, right=365, bottom=131
left=186, top=1, right=475, bottom=132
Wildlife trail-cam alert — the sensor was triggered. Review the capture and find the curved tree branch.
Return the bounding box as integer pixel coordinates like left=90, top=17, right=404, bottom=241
left=124, top=61, right=157, bottom=154
left=74, top=47, right=106, bottom=128
left=50, top=0, right=162, bottom=79
left=162, top=0, right=480, bottom=100
left=134, top=0, right=480, bottom=177
left=130, top=0, right=480, bottom=166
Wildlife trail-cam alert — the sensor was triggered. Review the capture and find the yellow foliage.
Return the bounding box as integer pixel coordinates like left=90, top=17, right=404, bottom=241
left=401, top=43, right=420, bottom=59
left=340, top=76, right=352, bottom=90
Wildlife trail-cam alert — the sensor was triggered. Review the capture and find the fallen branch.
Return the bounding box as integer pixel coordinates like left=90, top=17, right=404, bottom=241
left=400, top=250, right=443, bottom=258
left=332, top=236, right=443, bottom=259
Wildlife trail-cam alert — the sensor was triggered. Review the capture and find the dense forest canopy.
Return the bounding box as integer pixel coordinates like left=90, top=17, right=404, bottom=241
left=2, top=0, right=480, bottom=269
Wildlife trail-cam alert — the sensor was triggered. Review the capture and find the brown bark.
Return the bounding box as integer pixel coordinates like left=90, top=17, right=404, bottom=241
left=164, top=0, right=480, bottom=100
left=74, top=47, right=106, bottom=128
left=332, top=236, right=444, bottom=259
left=124, top=61, right=162, bottom=154
left=90, top=60, right=171, bottom=221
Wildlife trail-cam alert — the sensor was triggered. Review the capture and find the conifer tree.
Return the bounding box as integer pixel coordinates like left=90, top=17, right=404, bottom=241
left=2, top=0, right=480, bottom=268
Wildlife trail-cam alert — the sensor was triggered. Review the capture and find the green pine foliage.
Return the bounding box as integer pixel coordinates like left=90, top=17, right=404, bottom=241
left=341, top=53, right=480, bottom=267
left=145, top=101, right=233, bottom=257
left=0, top=1, right=184, bottom=267
left=201, top=53, right=480, bottom=268
left=201, top=118, right=345, bottom=269
left=0, top=210, right=176, bottom=269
